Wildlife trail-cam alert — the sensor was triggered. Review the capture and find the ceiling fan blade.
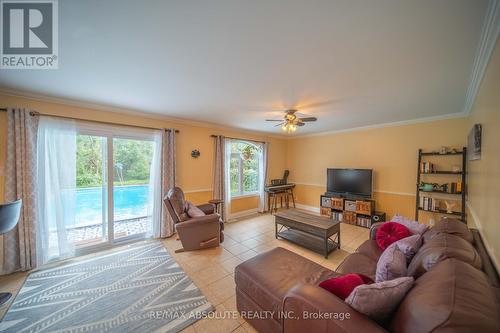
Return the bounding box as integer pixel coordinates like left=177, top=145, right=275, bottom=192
left=266, top=119, right=284, bottom=121
left=273, top=122, right=285, bottom=127
left=296, top=122, right=305, bottom=126
left=298, top=117, right=317, bottom=122
left=297, top=99, right=343, bottom=110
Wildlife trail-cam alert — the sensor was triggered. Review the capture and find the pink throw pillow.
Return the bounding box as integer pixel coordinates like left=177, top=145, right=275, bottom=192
left=391, top=215, right=428, bottom=235
left=319, top=274, right=373, bottom=300
left=376, top=222, right=411, bottom=250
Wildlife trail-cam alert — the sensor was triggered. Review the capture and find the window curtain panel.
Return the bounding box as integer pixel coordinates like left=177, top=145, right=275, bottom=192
left=212, top=135, right=227, bottom=221
left=3, top=108, right=40, bottom=274
left=36, top=117, right=77, bottom=264
left=154, top=129, right=176, bottom=238
left=258, top=142, right=269, bottom=212
left=224, top=139, right=233, bottom=221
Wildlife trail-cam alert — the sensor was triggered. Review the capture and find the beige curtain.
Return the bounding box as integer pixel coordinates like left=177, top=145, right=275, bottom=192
left=159, top=129, right=176, bottom=238
left=3, top=108, right=40, bottom=274
left=213, top=135, right=226, bottom=220
left=258, top=142, right=269, bottom=212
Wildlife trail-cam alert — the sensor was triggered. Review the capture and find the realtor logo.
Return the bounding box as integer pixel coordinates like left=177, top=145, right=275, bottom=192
left=1, top=0, right=58, bottom=69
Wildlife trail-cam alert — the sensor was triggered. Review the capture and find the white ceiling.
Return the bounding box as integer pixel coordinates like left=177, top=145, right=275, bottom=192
left=0, top=0, right=491, bottom=135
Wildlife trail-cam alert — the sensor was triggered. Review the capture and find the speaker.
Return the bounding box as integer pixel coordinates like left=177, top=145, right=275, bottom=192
left=371, top=212, right=386, bottom=223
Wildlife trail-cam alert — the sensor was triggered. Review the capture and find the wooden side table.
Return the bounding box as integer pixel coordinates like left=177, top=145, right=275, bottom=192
left=209, top=199, right=225, bottom=221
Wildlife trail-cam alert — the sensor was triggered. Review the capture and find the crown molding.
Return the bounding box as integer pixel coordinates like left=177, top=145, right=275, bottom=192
left=287, top=111, right=467, bottom=139
left=0, top=88, right=287, bottom=140
left=462, top=0, right=500, bottom=116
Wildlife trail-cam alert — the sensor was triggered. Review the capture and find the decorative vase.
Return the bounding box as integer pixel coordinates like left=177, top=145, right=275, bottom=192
left=444, top=201, right=456, bottom=214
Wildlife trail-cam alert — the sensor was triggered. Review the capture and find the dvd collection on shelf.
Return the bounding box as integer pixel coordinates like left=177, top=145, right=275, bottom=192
left=420, top=196, right=437, bottom=211
left=420, top=162, right=435, bottom=173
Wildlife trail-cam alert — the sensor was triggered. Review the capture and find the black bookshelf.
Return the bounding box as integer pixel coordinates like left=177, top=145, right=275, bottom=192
left=415, top=147, right=467, bottom=223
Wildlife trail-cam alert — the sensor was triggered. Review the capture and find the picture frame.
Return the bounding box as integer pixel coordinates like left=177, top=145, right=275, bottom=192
left=468, top=124, right=482, bottom=161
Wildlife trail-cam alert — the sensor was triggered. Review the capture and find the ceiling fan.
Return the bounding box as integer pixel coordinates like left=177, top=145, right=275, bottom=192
left=266, top=109, right=317, bottom=133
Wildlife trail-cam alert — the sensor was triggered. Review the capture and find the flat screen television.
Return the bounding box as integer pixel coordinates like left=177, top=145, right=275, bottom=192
left=327, top=168, right=372, bottom=197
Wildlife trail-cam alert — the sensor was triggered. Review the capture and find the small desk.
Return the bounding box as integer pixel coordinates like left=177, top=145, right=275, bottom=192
left=264, top=183, right=296, bottom=213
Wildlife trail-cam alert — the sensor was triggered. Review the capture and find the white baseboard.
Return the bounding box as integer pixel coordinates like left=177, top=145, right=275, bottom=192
left=466, top=201, right=499, bottom=272
left=295, top=203, right=320, bottom=213
left=226, top=208, right=260, bottom=222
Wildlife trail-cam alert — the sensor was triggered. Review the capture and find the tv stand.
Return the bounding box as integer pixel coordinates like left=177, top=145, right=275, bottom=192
left=320, top=193, right=383, bottom=228
left=325, top=192, right=371, bottom=200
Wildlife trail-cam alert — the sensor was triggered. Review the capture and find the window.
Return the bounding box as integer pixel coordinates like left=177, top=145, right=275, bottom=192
left=229, top=140, right=261, bottom=197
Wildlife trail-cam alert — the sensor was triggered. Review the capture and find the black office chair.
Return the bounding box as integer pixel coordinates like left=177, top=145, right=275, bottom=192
left=0, top=199, right=22, bottom=307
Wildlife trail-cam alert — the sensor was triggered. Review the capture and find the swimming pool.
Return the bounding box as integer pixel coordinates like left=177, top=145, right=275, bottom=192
left=76, top=185, right=150, bottom=226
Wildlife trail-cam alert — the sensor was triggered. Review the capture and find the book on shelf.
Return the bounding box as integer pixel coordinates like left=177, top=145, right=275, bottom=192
left=420, top=162, right=434, bottom=173
left=420, top=196, right=437, bottom=211
left=356, top=216, right=371, bottom=228
left=332, top=211, right=343, bottom=221
left=446, top=181, right=462, bottom=194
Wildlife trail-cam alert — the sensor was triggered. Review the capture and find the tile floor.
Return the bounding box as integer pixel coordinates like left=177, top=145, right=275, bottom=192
left=0, top=211, right=369, bottom=333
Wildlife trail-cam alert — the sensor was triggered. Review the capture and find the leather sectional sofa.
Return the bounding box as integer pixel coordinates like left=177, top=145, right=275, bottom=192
left=234, top=218, right=500, bottom=332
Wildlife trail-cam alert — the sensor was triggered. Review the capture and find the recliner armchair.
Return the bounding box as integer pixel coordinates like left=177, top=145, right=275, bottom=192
left=164, top=187, right=224, bottom=253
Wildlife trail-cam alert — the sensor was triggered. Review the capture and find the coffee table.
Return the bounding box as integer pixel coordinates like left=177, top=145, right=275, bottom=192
left=274, top=209, right=340, bottom=258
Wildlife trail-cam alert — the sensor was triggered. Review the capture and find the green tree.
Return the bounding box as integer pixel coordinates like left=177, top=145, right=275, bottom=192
left=76, top=136, right=154, bottom=188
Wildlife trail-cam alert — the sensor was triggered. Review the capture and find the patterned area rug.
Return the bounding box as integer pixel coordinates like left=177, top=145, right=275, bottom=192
left=0, top=242, right=213, bottom=333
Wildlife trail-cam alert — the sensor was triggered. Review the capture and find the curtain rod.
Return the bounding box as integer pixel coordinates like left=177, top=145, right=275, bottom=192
left=211, top=134, right=266, bottom=144
left=0, top=108, right=179, bottom=132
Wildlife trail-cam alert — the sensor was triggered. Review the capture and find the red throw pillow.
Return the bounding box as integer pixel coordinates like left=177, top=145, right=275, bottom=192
left=376, top=222, right=411, bottom=250
left=319, top=274, right=373, bottom=300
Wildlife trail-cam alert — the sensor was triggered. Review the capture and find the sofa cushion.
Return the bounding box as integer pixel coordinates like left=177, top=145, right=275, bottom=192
left=423, top=218, right=473, bottom=243
left=336, top=253, right=377, bottom=281
left=235, top=247, right=337, bottom=323
left=319, top=273, right=373, bottom=300
left=391, top=259, right=500, bottom=333
left=356, top=240, right=383, bottom=262
left=376, top=222, right=411, bottom=250
left=392, top=215, right=429, bottom=235
left=346, top=276, right=414, bottom=323
left=376, top=244, right=407, bottom=282
left=408, top=233, right=482, bottom=278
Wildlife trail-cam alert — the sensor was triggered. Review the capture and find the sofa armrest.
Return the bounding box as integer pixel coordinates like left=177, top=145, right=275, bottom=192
left=370, top=222, right=384, bottom=240
left=197, top=203, right=215, bottom=215
left=176, top=214, right=220, bottom=229
left=283, top=284, right=387, bottom=333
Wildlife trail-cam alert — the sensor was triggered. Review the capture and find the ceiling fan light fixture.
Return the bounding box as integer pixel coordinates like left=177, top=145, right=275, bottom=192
left=281, top=122, right=297, bottom=133
left=266, top=108, right=317, bottom=133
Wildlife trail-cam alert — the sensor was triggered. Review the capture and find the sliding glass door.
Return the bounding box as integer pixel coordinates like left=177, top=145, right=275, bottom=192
left=75, top=134, right=109, bottom=248
left=73, top=127, right=157, bottom=254
left=112, top=137, right=154, bottom=241
left=37, top=118, right=161, bottom=263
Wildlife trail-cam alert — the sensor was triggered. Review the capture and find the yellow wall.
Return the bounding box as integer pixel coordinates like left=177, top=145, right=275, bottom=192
left=287, top=117, right=469, bottom=224
left=466, top=39, right=500, bottom=270
left=230, top=195, right=260, bottom=214
left=0, top=93, right=288, bottom=213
